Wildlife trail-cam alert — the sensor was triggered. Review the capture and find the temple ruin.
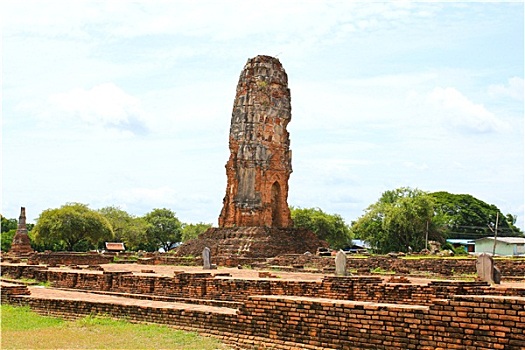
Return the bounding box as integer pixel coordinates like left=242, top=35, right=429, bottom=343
left=219, top=55, right=293, bottom=228
left=9, top=207, right=34, bottom=256
left=175, top=55, right=327, bottom=258
left=2, top=56, right=523, bottom=350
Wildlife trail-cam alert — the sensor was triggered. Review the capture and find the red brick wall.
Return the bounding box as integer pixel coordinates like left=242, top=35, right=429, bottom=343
left=5, top=293, right=524, bottom=350
left=28, top=252, right=113, bottom=266
left=3, top=265, right=524, bottom=306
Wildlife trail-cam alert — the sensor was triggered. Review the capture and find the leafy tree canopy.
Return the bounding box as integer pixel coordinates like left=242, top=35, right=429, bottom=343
left=351, top=187, right=436, bottom=254
left=1, top=215, right=18, bottom=233
left=98, top=206, right=149, bottom=251
left=351, top=188, right=523, bottom=254
left=290, top=207, right=352, bottom=249
left=181, top=222, right=212, bottom=242
left=1, top=214, right=19, bottom=252
left=430, top=191, right=523, bottom=239
left=32, top=203, right=113, bottom=251
left=143, top=208, right=182, bottom=252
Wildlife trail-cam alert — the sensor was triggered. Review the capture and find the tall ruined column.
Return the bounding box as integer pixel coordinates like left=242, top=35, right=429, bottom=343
left=219, top=55, right=293, bottom=228
left=10, top=207, right=34, bottom=255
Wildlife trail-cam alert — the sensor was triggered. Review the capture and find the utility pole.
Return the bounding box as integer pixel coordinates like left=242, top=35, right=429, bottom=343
left=491, top=212, right=499, bottom=256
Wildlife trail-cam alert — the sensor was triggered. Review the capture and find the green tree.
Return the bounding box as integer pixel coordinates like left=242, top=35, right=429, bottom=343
left=351, top=187, right=435, bottom=253
left=181, top=222, right=212, bottom=242
left=1, top=229, right=16, bottom=252
left=430, top=191, right=523, bottom=239
left=143, top=208, right=182, bottom=252
left=290, top=207, right=352, bottom=249
left=1, top=215, right=18, bottom=233
left=1, top=215, right=18, bottom=252
left=98, top=206, right=148, bottom=251
left=32, top=203, right=113, bottom=251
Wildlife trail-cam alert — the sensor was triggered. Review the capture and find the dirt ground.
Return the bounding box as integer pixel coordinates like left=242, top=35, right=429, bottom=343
left=98, top=263, right=525, bottom=288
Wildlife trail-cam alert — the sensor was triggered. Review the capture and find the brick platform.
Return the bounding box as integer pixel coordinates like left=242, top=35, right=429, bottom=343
left=3, top=285, right=524, bottom=350
left=2, top=263, right=524, bottom=349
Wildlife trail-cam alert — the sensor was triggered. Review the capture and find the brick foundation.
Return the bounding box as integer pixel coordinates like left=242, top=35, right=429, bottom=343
left=2, top=264, right=524, bottom=305
left=3, top=290, right=524, bottom=350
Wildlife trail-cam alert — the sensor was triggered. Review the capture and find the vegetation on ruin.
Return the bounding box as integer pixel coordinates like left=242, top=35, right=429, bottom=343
left=351, top=187, right=523, bottom=254
left=370, top=267, right=395, bottom=275
left=1, top=305, right=227, bottom=349
left=290, top=207, right=352, bottom=249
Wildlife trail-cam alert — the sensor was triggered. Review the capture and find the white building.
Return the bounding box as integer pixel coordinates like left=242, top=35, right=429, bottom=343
left=475, top=237, right=525, bottom=256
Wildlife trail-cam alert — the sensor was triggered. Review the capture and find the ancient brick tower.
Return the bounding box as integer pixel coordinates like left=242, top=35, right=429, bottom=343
left=174, top=56, right=328, bottom=259
left=10, top=207, right=34, bottom=256
left=219, top=55, right=293, bottom=228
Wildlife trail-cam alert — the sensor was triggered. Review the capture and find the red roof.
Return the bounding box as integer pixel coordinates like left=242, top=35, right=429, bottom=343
left=105, top=242, right=125, bottom=251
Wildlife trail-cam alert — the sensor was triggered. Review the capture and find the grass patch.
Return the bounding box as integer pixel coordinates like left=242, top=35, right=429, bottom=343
left=2, top=305, right=64, bottom=331
left=401, top=255, right=475, bottom=260
left=1, top=304, right=228, bottom=349
left=370, top=267, right=395, bottom=275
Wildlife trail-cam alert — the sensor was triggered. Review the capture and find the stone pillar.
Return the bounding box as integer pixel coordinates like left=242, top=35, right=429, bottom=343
left=202, top=247, right=211, bottom=270
left=476, top=253, right=500, bottom=284
left=335, top=250, right=347, bottom=276
left=219, top=55, right=293, bottom=228
left=10, top=207, right=34, bottom=256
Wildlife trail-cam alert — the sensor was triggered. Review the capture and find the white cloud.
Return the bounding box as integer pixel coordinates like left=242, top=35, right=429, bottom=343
left=488, top=77, right=524, bottom=101
left=49, top=83, right=149, bottom=134
left=428, top=87, right=509, bottom=133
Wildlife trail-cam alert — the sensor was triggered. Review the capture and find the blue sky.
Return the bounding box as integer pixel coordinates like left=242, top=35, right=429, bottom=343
left=2, top=1, right=524, bottom=231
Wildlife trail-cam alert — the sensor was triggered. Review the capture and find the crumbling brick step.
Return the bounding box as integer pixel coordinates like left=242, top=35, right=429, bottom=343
left=53, top=287, right=242, bottom=309
left=26, top=286, right=237, bottom=315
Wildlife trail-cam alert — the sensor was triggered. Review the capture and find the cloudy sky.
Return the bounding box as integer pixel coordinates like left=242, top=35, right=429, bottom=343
left=2, top=1, right=524, bottom=231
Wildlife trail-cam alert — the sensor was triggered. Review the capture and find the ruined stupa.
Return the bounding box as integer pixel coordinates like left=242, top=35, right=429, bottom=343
left=219, top=55, right=293, bottom=228
left=9, top=207, right=34, bottom=256
left=175, top=56, right=327, bottom=260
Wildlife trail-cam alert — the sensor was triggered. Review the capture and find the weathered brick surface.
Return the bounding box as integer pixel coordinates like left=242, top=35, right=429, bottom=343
left=28, top=252, right=114, bottom=266
left=2, top=264, right=523, bottom=305
left=219, top=55, right=293, bottom=229
left=267, top=255, right=525, bottom=278
left=174, top=227, right=328, bottom=259
left=3, top=290, right=523, bottom=350
left=8, top=207, right=34, bottom=256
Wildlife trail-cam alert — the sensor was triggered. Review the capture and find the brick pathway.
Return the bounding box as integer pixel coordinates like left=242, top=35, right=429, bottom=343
left=27, top=286, right=238, bottom=315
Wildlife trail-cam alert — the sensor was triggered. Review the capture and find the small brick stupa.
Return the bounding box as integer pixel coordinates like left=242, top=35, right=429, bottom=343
left=175, top=56, right=328, bottom=259
left=9, top=207, right=34, bottom=256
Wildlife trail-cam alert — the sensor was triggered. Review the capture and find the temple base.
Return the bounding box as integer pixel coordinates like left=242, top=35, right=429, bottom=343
left=174, top=227, right=328, bottom=259
left=9, top=231, right=34, bottom=256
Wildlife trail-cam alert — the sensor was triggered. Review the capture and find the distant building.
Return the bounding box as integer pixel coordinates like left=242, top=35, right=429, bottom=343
left=446, top=239, right=475, bottom=253
left=475, top=237, right=525, bottom=256
left=105, top=242, right=125, bottom=252
left=344, top=239, right=370, bottom=254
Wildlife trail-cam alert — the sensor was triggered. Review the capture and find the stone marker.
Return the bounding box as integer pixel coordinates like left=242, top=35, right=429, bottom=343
left=202, top=247, right=211, bottom=270
left=335, top=250, right=347, bottom=276
left=476, top=253, right=499, bottom=284
left=493, top=265, right=501, bottom=284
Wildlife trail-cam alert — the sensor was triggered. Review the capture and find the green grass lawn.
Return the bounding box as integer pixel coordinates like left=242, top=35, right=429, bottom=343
left=1, top=304, right=228, bottom=349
